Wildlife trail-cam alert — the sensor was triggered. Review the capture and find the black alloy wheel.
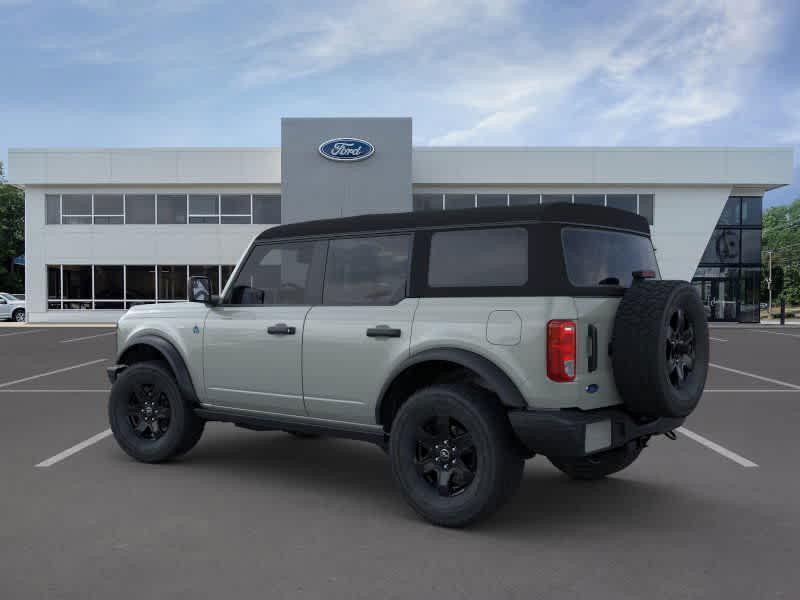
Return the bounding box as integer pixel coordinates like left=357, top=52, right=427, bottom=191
left=414, top=415, right=477, bottom=497
left=389, top=384, right=524, bottom=527
left=127, top=382, right=171, bottom=440
left=665, top=307, right=696, bottom=390
left=109, top=361, right=205, bottom=463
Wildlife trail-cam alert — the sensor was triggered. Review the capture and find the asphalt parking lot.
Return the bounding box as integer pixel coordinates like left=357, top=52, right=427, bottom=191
left=1, top=325, right=799, bottom=599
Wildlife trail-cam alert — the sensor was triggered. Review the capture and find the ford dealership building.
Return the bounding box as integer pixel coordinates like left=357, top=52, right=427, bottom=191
left=8, top=117, right=794, bottom=323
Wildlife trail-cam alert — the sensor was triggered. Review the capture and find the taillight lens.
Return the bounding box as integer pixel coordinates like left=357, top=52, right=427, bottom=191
left=547, top=320, right=576, bottom=382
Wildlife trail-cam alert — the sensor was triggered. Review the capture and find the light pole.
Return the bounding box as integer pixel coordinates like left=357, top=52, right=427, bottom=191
left=768, top=250, right=773, bottom=315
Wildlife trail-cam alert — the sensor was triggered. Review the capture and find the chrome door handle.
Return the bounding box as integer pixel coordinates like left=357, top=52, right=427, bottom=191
left=267, top=323, right=296, bottom=335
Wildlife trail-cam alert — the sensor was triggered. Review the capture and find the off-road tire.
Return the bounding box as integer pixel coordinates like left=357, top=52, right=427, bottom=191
left=389, top=384, right=524, bottom=528
left=612, top=280, right=709, bottom=418
left=548, top=442, right=643, bottom=480
left=12, top=309, right=25, bottom=322
left=109, top=361, right=204, bottom=463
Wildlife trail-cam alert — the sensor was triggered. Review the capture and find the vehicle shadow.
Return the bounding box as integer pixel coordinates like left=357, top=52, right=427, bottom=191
left=157, top=429, right=715, bottom=534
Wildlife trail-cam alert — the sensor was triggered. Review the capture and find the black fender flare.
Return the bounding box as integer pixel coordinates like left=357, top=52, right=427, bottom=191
left=376, top=348, right=527, bottom=423
left=119, top=334, right=199, bottom=404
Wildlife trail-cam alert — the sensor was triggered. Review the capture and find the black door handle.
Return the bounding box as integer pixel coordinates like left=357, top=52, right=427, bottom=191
left=267, top=323, right=296, bottom=335
left=366, top=326, right=402, bottom=338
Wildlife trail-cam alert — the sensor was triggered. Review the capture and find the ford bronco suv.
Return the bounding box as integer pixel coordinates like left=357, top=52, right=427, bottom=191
left=108, top=203, right=708, bottom=527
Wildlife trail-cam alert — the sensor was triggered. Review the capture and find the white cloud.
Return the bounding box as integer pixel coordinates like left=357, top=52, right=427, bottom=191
left=428, top=0, right=779, bottom=144
left=237, top=0, right=519, bottom=88
left=429, top=107, right=536, bottom=145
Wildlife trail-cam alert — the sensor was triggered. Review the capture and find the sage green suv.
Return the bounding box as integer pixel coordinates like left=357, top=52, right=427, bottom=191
left=108, top=203, right=708, bottom=527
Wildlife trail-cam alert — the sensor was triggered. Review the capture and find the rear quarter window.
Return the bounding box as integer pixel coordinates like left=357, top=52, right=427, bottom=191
left=562, top=228, right=659, bottom=288
left=428, top=227, right=528, bottom=287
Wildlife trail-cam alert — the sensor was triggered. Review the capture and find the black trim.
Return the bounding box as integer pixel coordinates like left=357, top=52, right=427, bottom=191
left=256, top=204, right=649, bottom=242
left=376, top=348, right=527, bottom=423
left=117, top=334, right=199, bottom=404
left=194, top=407, right=388, bottom=448
left=508, top=406, right=684, bottom=457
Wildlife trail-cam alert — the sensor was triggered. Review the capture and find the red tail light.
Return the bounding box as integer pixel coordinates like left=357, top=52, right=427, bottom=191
left=547, top=320, right=576, bottom=382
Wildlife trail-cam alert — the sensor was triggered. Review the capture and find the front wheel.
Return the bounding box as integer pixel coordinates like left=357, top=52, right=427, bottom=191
left=109, top=361, right=204, bottom=463
left=389, top=384, right=524, bottom=528
left=548, top=441, right=643, bottom=481
left=12, top=309, right=25, bottom=322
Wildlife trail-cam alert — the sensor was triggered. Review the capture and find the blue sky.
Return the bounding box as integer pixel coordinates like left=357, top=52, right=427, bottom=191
left=1, top=0, right=798, bottom=206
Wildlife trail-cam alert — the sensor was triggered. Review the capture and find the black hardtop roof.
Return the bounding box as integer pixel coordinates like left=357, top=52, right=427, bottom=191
left=256, top=202, right=649, bottom=241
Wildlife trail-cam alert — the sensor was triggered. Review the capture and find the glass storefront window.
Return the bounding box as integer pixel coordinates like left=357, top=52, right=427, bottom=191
left=741, top=197, right=762, bottom=226
left=717, top=197, right=741, bottom=225
left=701, top=229, right=741, bottom=264
left=739, top=268, right=761, bottom=323
left=740, top=230, right=762, bottom=264
left=159, top=266, right=188, bottom=301
left=126, top=266, right=156, bottom=300
left=606, top=194, right=636, bottom=213
left=444, top=194, right=474, bottom=210
left=693, top=267, right=739, bottom=321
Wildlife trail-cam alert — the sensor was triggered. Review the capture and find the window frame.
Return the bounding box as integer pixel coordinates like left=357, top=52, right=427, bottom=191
left=321, top=233, right=413, bottom=306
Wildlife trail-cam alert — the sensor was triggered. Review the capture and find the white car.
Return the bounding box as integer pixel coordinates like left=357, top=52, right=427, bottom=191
left=0, top=293, right=26, bottom=322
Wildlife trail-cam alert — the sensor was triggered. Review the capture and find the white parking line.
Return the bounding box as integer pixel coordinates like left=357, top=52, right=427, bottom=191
left=709, top=336, right=728, bottom=342
left=747, top=329, right=800, bottom=339
left=35, top=429, right=112, bottom=468
left=677, top=427, right=758, bottom=468
left=0, top=359, right=107, bottom=389
left=0, top=389, right=109, bottom=393
left=60, top=331, right=116, bottom=344
left=710, top=362, right=800, bottom=390
left=0, top=329, right=44, bottom=338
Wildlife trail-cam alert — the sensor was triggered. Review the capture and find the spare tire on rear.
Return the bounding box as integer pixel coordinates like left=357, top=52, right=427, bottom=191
left=611, top=280, right=709, bottom=418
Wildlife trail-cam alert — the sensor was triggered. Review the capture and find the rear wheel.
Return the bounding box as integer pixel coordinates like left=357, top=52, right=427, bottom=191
left=109, top=361, right=204, bottom=463
left=12, top=309, right=25, bottom=322
left=389, top=384, right=523, bottom=528
left=548, top=441, right=643, bottom=480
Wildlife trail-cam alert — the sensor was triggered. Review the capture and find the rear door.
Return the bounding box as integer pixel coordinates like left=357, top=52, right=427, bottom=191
left=302, top=234, right=415, bottom=424
left=203, top=240, right=326, bottom=416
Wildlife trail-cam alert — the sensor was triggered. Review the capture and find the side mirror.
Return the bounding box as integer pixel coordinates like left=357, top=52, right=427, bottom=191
left=189, top=276, right=218, bottom=305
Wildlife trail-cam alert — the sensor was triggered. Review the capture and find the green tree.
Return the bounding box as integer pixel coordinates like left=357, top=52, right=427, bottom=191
left=0, top=162, right=25, bottom=293
left=762, top=198, right=800, bottom=305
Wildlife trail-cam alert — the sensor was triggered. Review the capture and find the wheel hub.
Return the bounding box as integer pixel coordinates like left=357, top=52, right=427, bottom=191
left=414, top=416, right=477, bottom=497
left=127, top=383, right=170, bottom=440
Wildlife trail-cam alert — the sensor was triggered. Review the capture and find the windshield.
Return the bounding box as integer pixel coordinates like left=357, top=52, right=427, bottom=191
left=562, top=227, right=659, bottom=288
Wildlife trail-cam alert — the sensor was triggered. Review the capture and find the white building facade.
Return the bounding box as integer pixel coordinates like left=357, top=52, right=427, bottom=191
left=8, top=118, right=794, bottom=324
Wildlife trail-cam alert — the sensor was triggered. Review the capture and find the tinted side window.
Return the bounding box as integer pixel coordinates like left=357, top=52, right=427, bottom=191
left=323, top=235, right=410, bottom=305
left=228, top=241, right=324, bottom=305
left=562, top=228, right=659, bottom=288
left=428, top=228, right=527, bottom=287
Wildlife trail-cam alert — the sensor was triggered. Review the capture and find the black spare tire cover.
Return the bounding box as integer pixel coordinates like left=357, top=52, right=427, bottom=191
left=611, top=280, right=709, bottom=418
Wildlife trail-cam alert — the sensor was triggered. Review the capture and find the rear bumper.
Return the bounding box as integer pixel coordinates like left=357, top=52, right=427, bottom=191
left=508, top=406, right=684, bottom=458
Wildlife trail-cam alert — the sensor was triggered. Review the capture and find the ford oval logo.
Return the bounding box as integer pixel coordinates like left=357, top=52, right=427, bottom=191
left=318, top=138, right=375, bottom=162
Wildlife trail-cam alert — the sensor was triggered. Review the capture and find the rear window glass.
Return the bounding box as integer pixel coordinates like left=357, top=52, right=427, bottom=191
left=562, top=228, right=659, bottom=288
left=428, top=227, right=528, bottom=287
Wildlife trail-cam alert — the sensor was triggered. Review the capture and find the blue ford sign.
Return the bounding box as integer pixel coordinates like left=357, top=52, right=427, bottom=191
left=318, top=138, right=375, bottom=162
